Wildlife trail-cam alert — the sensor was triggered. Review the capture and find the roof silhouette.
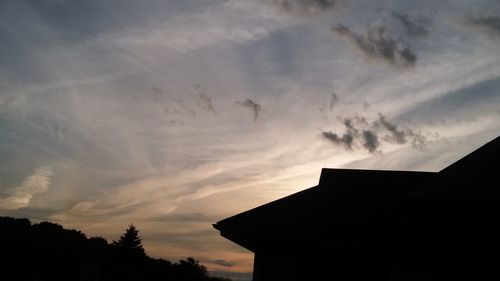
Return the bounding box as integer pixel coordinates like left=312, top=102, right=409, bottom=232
left=214, top=169, right=436, bottom=252
left=214, top=135, right=500, bottom=280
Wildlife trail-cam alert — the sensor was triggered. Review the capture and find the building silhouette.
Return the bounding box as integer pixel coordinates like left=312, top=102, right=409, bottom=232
left=214, top=136, right=500, bottom=280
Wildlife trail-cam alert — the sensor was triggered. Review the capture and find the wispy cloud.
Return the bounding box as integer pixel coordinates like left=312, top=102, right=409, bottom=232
left=0, top=167, right=53, bottom=210
left=261, top=0, right=338, bottom=16
left=100, top=1, right=290, bottom=62
left=329, top=92, right=339, bottom=110
left=207, top=259, right=236, bottom=268
left=2, top=0, right=500, bottom=275
left=331, top=24, right=417, bottom=67
left=391, top=11, right=430, bottom=37
left=466, top=15, right=500, bottom=37
left=236, top=99, right=262, bottom=122
left=195, top=84, right=216, bottom=115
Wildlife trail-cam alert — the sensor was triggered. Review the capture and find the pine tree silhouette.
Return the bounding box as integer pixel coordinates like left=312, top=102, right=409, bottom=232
left=113, top=224, right=146, bottom=259
left=1, top=217, right=234, bottom=281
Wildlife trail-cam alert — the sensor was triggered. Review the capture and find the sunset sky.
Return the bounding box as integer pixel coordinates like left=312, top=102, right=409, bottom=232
left=1, top=0, right=500, bottom=279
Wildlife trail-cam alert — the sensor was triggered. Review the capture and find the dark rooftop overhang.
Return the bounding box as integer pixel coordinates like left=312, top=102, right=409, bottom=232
left=214, top=168, right=437, bottom=252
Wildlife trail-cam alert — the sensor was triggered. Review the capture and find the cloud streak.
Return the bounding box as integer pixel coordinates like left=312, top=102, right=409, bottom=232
left=0, top=167, right=53, bottom=210
left=207, top=259, right=236, bottom=268
left=262, top=0, right=338, bottom=16
left=331, top=24, right=417, bottom=67
left=2, top=0, right=500, bottom=275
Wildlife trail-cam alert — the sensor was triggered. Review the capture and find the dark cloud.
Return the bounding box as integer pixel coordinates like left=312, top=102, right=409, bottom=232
left=341, top=117, right=358, bottom=133
left=322, top=131, right=354, bottom=150
left=208, top=259, right=235, bottom=268
left=236, top=98, right=262, bottom=121
left=322, top=113, right=429, bottom=153
left=377, top=114, right=427, bottom=149
left=195, top=84, right=216, bottom=115
left=262, top=0, right=337, bottom=16
left=331, top=24, right=417, bottom=67
left=377, top=114, right=406, bottom=144
left=362, top=130, right=380, bottom=153
left=467, top=15, right=500, bottom=36
left=322, top=116, right=363, bottom=151
left=391, top=11, right=430, bottom=37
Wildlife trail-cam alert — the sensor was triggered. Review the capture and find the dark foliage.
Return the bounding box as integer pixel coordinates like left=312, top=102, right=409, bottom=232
left=111, top=224, right=147, bottom=267
left=0, top=216, right=231, bottom=281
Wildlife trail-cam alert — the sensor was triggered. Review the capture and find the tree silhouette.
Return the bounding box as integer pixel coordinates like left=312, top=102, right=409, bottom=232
left=113, top=224, right=146, bottom=258
left=174, top=257, right=209, bottom=281
left=0, top=217, right=232, bottom=281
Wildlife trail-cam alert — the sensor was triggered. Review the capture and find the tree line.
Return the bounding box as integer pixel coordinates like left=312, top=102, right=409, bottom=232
left=0, top=216, right=231, bottom=281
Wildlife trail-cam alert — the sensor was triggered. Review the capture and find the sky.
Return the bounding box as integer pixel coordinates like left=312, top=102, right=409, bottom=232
left=1, top=0, right=500, bottom=278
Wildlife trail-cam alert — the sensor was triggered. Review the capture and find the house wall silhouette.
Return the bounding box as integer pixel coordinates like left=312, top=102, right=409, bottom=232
left=213, top=136, right=500, bottom=280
